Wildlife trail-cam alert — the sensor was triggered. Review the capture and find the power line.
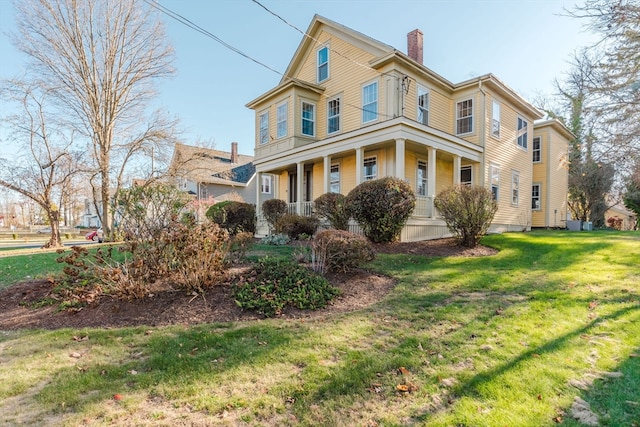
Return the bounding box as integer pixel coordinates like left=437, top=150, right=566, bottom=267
left=143, top=0, right=283, bottom=76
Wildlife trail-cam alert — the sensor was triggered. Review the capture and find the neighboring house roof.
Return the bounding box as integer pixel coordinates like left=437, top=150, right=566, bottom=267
left=169, top=142, right=255, bottom=186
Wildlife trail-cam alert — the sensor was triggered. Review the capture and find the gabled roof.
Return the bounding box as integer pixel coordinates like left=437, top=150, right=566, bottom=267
left=169, top=143, right=255, bottom=186
left=534, top=118, right=576, bottom=141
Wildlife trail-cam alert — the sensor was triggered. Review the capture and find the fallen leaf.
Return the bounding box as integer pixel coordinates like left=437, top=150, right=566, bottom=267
left=553, top=416, right=563, bottom=423
left=398, top=367, right=410, bottom=375
left=128, top=369, right=138, bottom=375
left=69, top=352, right=82, bottom=358
left=72, top=335, right=89, bottom=342
left=396, top=384, right=409, bottom=392
left=113, top=394, right=122, bottom=401
left=537, top=394, right=542, bottom=400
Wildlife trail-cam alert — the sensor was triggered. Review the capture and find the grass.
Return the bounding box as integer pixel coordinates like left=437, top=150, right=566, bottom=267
left=0, top=230, right=639, bottom=426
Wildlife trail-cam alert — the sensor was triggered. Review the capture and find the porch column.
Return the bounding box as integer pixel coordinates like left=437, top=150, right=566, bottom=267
left=395, top=138, right=406, bottom=180
left=323, top=155, right=331, bottom=193
left=428, top=147, right=437, bottom=217
left=355, top=147, right=363, bottom=185
left=453, top=155, right=461, bottom=184
left=297, top=162, right=304, bottom=214
left=255, top=172, right=261, bottom=215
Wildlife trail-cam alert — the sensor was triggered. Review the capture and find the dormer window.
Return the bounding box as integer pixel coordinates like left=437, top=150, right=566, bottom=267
left=317, top=46, right=329, bottom=83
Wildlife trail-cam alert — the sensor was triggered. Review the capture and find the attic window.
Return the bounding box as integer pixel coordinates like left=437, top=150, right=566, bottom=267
left=317, top=46, right=329, bottom=83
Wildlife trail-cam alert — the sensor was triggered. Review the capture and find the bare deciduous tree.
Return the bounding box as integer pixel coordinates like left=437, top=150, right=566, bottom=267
left=12, top=0, right=177, bottom=239
left=0, top=83, right=83, bottom=248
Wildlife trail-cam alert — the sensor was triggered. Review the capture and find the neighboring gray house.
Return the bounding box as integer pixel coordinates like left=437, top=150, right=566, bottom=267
left=168, top=142, right=274, bottom=206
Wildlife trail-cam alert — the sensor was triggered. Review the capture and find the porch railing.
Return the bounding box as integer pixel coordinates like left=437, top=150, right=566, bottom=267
left=287, top=201, right=314, bottom=216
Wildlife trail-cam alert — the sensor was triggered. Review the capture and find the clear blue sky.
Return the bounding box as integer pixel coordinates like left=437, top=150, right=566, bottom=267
left=0, top=0, right=597, bottom=159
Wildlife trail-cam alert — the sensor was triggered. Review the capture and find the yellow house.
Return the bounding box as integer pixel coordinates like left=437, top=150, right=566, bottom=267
left=246, top=15, right=572, bottom=240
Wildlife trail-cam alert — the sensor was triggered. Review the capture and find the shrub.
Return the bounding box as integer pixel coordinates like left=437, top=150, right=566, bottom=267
left=206, top=201, right=256, bottom=234
left=233, top=257, right=340, bottom=317
left=345, top=177, right=416, bottom=243
left=261, top=233, right=290, bottom=245
left=228, top=231, right=255, bottom=262
left=276, top=214, right=319, bottom=239
left=313, top=192, right=350, bottom=230
left=311, top=229, right=375, bottom=273
left=262, top=199, right=287, bottom=232
left=434, top=185, right=498, bottom=248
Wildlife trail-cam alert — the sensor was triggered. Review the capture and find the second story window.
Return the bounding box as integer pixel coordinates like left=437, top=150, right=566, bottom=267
left=517, top=117, right=528, bottom=149
left=259, top=112, right=269, bottom=144
left=317, top=46, right=329, bottom=82
left=417, top=160, right=428, bottom=196
left=362, top=82, right=378, bottom=123
left=492, top=100, right=501, bottom=138
left=301, top=102, right=315, bottom=136
left=491, top=164, right=500, bottom=201
left=277, top=102, right=288, bottom=138
left=456, top=99, right=473, bottom=135
left=363, top=156, right=377, bottom=181
left=533, top=136, right=541, bottom=162
left=328, top=97, right=340, bottom=134
left=418, top=86, right=429, bottom=125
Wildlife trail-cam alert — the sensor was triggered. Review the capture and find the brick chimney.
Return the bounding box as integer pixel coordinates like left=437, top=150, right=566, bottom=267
left=231, top=141, right=238, bottom=163
left=407, top=29, right=423, bottom=64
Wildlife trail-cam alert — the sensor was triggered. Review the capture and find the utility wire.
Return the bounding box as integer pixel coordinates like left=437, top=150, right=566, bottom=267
left=143, top=0, right=283, bottom=76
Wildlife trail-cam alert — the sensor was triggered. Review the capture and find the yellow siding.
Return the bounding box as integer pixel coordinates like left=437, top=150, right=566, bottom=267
left=340, top=154, right=357, bottom=194
left=547, top=128, right=569, bottom=227
left=312, top=162, right=324, bottom=199
left=436, top=159, right=453, bottom=193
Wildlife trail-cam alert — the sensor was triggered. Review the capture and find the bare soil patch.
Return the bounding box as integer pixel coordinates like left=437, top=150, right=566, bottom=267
left=0, top=238, right=496, bottom=330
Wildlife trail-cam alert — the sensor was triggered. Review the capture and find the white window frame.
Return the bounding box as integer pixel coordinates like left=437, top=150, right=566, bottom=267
left=532, top=183, right=541, bottom=210
left=460, top=165, right=472, bottom=186
left=491, top=164, right=500, bottom=201
left=417, top=159, right=428, bottom=196
left=517, top=116, right=528, bottom=149
left=327, top=96, right=341, bottom=134
left=330, top=163, right=340, bottom=193
left=363, top=156, right=377, bottom=181
left=261, top=175, right=272, bottom=194
left=301, top=101, right=315, bottom=137
left=532, top=136, right=541, bottom=162
left=417, top=86, right=429, bottom=125
left=276, top=101, right=288, bottom=139
left=511, top=170, right=520, bottom=206
left=362, top=81, right=378, bottom=123
left=456, top=98, right=473, bottom=135
left=492, top=100, right=501, bottom=138
left=317, top=45, right=329, bottom=83
left=259, top=111, right=269, bottom=145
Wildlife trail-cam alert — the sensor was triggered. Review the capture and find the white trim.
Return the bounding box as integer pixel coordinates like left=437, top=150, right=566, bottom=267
left=460, top=165, right=472, bottom=185
left=330, top=162, right=340, bottom=193
left=532, top=182, right=542, bottom=210
left=327, top=95, right=341, bottom=135
left=301, top=100, right=316, bottom=137
left=363, top=155, right=377, bottom=181
left=532, top=136, right=542, bottom=163
left=261, top=175, right=272, bottom=194
left=259, top=110, right=269, bottom=145
left=517, top=116, right=528, bottom=150
left=417, top=159, right=428, bottom=196
left=490, top=163, right=500, bottom=201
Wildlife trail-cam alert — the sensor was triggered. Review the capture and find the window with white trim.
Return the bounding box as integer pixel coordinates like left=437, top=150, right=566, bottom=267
left=492, top=100, right=500, bottom=138
left=362, top=82, right=378, bottom=123
left=517, top=117, right=528, bottom=149
left=418, top=86, right=429, bottom=125
left=456, top=99, right=473, bottom=135
left=461, top=165, right=472, bottom=185
left=276, top=102, right=288, bottom=138
left=532, top=136, right=541, bottom=162
left=317, top=46, right=329, bottom=82
left=301, top=101, right=315, bottom=136
left=261, top=175, right=272, bottom=194
left=330, top=164, right=340, bottom=193
left=491, top=164, right=500, bottom=200
left=259, top=112, right=269, bottom=144
left=417, top=160, right=428, bottom=196
left=511, top=171, right=520, bottom=205
left=532, top=184, right=541, bottom=210
left=328, top=97, right=340, bottom=134
left=363, top=156, right=377, bottom=181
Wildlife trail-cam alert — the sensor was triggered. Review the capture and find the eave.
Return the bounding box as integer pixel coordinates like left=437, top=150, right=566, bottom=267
left=246, top=78, right=325, bottom=109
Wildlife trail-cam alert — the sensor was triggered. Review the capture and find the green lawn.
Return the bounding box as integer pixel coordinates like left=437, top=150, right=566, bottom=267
left=0, top=231, right=638, bottom=426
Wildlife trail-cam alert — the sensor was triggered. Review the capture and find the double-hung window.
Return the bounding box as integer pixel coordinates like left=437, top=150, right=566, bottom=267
left=418, top=86, right=429, bottom=125
left=456, top=99, right=473, bottom=135
left=532, top=136, right=541, bottom=162
left=491, top=164, right=500, bottom=201
left=301, top=102, right=315, bottom=136
left=517, top=117, right=528, bottom=149
left=330, top=164, right=340, bottom=193
left=417, top=160, right=428, bottom=196
left=317, top=46, right=329, bottom=82
left=511, top=171, right=520, bottom=205
left=362, top=82, right=378, bottom=123
left=261, top=175, right=272, bottom=194
left=276, top=102, right=288, bottom=138
left=363, top=156, right=377, bottom=181
left=492, top=100, right=500, bottom=138
left=259, top=112, right=269, bottom=144
left=328, top=97, right=340, bottom=134
left=532, top=184, right=541, bottom=210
